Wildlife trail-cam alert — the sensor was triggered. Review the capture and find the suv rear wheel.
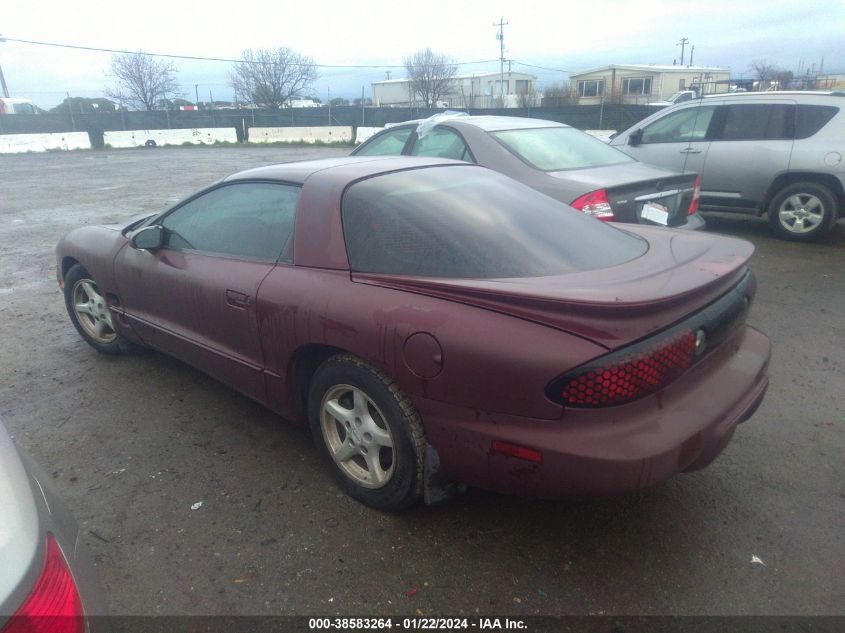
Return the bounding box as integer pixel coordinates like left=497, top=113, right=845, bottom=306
left=767, top=182, right=837, bottom=241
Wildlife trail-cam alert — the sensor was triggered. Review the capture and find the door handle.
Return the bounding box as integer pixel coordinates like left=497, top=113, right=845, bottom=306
left=680, top=148, right=702, bottom=154
left=225, top=289, right=252, bottom=308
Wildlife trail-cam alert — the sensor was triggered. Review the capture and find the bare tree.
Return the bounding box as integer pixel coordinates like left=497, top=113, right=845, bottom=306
left=542, top=82, right=573, bottom=107
left=230, top=48, right=317, bottom=109
left=403, top=49, right=457, bottom=108
left=517, top=84, right=537, bottom=108
left=749, top=59, right=776, bottom=89
left=106, top=52, right=179, bottom=111
left=774, top=69, right=794, bottom=90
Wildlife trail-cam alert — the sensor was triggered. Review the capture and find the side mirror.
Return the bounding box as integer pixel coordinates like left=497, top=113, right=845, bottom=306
left=608, top=132, right=618, bottom=141
left=131, top=225, right=164, bottom=250
left=628, top=128, right=644, bottom=146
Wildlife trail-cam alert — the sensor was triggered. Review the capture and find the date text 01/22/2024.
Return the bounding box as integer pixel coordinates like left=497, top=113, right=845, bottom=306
left=308, top=618, right=528, bottom=630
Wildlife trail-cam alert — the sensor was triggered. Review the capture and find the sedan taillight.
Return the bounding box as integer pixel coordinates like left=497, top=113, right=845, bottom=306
left=570, top=189, right=615, bottom=221
left=688, top=175, right=702, bottom=215
left=2, top=534, right=84, bottom=633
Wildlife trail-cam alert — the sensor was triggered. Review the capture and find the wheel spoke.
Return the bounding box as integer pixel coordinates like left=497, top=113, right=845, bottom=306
left=324, top=398, right=354, bottom=425
left=75, top=302, right=94, bottom=316
left=333, top=438, right=358, bottom=463
left=352, top=389, right=368, bottom=417
left=93, top=319, right=107, bottom=337
left=787, top=195, right=804, bottom=209
left=363, top=450, right=387, bottom=484
left=804, top=197, right=822, bottom=212
left=80, top=280, right=101, bottom=301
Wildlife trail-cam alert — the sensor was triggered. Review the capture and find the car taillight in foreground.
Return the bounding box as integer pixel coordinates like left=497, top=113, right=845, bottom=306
left=570, top=189, right=615, bottom=221
left=550, top=329, right=705, bottom=408
left=688, top=175, right=701, bottom=215
left=2, top=534, right=84, bottom=633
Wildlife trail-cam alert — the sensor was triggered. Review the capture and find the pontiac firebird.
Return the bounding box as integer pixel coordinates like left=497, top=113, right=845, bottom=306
left=56, top=156, right=771, bottom=510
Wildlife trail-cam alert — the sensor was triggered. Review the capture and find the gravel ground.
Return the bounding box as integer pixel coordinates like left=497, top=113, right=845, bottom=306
left=0, top=146, right=843, bottom=617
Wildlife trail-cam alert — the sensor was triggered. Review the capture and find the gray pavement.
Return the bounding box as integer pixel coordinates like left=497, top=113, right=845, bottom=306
left=0, top=146, right=842, bottom=616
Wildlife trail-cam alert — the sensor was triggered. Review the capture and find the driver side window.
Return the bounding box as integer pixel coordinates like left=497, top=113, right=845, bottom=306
left=640, top=106, right=716, bottom=144
left=161, top=182, right=300, bottom=262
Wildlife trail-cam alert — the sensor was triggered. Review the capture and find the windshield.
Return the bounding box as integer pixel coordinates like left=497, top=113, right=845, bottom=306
left=490, top=127, right=635, bottom=171
left=342, top=166, right=646, bottom=279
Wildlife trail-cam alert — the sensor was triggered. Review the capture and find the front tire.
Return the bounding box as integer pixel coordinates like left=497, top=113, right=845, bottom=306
left=308, top=354, right=426, bottom=512
left=63, top=264, right=139, bottom=354
left=767, top=182, right=837, bottom=241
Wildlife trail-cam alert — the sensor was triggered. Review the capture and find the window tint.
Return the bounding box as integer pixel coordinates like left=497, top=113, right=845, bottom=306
left=409, top=127, right=473, bottom=161
left=342, top=166, right=647, bottom=279
left=356, top=127, right=412, bottom=156
left=795, top=105, right=839, bottom=139
left=641, top=105, right=716, bottom=143
left=162, top=182, right=299, bottom=261
left=492, top=127, right=634, bottom=171
left=717, top=104, right=794, bottom=140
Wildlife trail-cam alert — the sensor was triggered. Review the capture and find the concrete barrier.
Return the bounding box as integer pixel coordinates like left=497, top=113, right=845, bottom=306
left=584, top=129, right=617, bottom=143
left=103, top=128, right=237, bottom=148
left=248, top=126, right=353, bottom=144
left=355, top=127, right=384, bottom=144
left=0, top=132, right=91, bottom=153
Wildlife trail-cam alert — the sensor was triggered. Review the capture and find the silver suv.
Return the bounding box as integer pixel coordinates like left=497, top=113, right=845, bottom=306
left=611, top=91, right=844, bottom=241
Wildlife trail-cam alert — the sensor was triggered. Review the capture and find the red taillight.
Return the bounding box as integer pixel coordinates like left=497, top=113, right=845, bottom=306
left=570, top=189, right=615, bottom=221
left=491, top=440, right=543, bottom=463
left=2, top=534, right=84, bottom=633
left=559, top=330, right=697, bottom=407
left=687, top=175, right=701, bottom=215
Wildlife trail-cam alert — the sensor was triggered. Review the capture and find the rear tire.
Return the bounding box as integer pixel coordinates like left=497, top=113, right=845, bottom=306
left=63, top=264, right=142, bottom=355
left=767, top=182, right=836, bottom=241
left=308, top=354, right=426, bottom=512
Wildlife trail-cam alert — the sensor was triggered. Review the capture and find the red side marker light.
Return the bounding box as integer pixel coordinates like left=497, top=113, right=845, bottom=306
left=491, top=440, right=542, bottom=464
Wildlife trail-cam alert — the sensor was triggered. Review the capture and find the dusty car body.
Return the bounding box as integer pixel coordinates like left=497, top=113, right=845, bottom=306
left=0, top=418, right=106, bottom=631
left=353, top=115, right=706, bottom=229
left=56, top=157, right=770, bottom=510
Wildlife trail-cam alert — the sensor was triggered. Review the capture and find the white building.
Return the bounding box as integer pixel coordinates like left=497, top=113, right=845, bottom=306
left=372, top=71, right=540, bottom=109
left=568, top=64, right=732, bottom=105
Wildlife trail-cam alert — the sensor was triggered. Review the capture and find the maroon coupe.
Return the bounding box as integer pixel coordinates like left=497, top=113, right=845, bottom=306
left=56, top=156, right=771, bottom=511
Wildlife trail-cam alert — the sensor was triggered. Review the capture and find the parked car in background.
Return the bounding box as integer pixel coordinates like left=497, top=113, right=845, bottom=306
left=611, top=91, right=845, bottom=241
left=0, top=98, right=37, bottom=115
left=353, top=115, right=706, bottom=229
left=57, top=156, right=770, bottom=511
left=648, top=89, right=700, bottom=107
left=0, top=418, right=106, bottom=631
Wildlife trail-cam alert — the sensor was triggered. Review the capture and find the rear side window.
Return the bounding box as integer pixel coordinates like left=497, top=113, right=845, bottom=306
left=641, top=106, right=716, bottom=144
left=492, top=127, right=633, bottom=171
left=356, top=128, right=412, bottom=156
left=717, top=104, right=794, bottom=141
left=409, top=127, right=473, bottom=162
left=795, top=105, right=839, bottom=139
left=342, top=166, right=647, bottom=279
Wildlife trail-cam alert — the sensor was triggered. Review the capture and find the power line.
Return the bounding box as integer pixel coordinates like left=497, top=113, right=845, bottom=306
left=512, top=61, right=571, bottom=73
left=0, top=36, right=499, bottom=69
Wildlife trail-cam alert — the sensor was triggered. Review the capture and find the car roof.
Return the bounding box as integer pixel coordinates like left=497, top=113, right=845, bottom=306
left=387, top=115, right=569, bottom=132
left=702, top=91, right=845, bottom=101
left=223, top=155, right=462, bottom=185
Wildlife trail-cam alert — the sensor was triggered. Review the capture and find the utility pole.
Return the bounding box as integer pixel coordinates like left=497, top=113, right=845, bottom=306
left=494, top=17, right=508, bottom=105
left=689, top=45, right=695, bottom=67
left=385, top=71, right=391, bottom=80
left=677, top=37, right=689, bottom=66
left=327, top=87, right=331, bottom=125
left=194, top=84, right=199, bottom=105
left=0, top=34, right=9, bottom=98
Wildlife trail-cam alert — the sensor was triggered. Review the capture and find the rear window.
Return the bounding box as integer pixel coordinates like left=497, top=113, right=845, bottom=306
left=490, top=127, right=634, bottom=171
left=795, top=105, right=839, bottom=139
left=342, top=166, right=647, bottom=279
left=718, top=104, right=794, bottom=140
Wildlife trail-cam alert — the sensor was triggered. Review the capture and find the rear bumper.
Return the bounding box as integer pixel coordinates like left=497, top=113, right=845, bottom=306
left=418, top=324, right=770, bottom=498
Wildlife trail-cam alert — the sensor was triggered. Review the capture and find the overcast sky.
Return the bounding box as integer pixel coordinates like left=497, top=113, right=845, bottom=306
left=3, top=0, right=843, bottom=108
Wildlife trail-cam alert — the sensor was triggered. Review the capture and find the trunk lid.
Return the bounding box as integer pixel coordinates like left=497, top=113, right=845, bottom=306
left=352, top=226, right=754, bottom=349
left=549, top=162, right=698, bottom=227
